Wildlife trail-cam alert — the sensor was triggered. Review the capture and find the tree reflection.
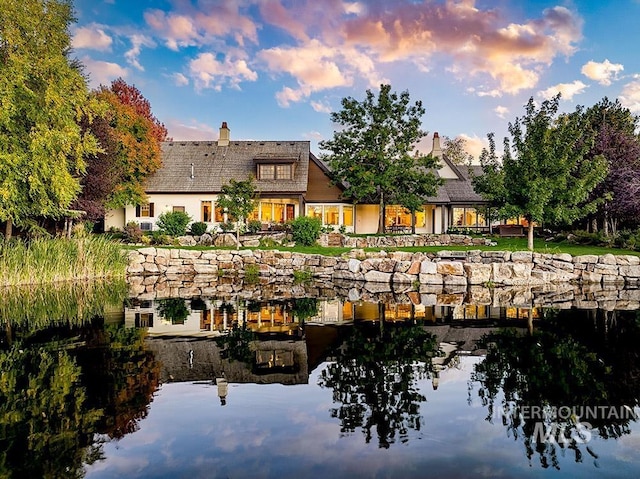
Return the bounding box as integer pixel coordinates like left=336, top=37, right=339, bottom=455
left=0, top=298, right=160, bottom=477
left=318, top=318, right=439, bottom=448
left=470, top=309, right=640, bottom=469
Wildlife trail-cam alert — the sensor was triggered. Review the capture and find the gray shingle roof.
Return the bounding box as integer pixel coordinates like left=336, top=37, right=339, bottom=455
left=145, top=140, right=310, bottom=194
left=427, top=156, right=486, bottom=204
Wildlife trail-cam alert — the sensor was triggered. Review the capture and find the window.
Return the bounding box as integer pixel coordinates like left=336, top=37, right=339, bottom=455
left=343, top=206, right=354, bottom=227
left=453, top=207, right=488, bottom=227
left=276, top=164, right=292, bottom=179
left=201, top=201, right=212, bottom=222
left=258, top=164, right=275, bottom=180
left=215, top=206, right=224, bottom=222
left=172, top=206, right=185, bottom=213
left=258, top=163, right=292, bottom=180
left=136, top=203, right=154, bottom=217
left=385, top=205, right=411, bottom=226
left=324, top=206, right=339, bottom=225
left=261, top=202, right=273, bottom=222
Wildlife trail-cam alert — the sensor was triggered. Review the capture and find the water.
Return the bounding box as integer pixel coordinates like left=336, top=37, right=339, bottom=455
left=2, top=280, right=640, bottom=478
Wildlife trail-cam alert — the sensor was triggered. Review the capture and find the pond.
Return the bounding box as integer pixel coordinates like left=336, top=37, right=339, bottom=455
left=2, top=279, right=640, bottom=478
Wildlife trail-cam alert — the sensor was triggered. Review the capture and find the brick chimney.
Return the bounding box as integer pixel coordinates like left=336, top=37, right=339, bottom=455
left=218, top=121, right=230, bottom=146
left=431, top=132, right=443, bottom=158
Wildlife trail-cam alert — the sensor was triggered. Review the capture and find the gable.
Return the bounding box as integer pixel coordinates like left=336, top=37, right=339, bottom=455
left=305, top=158, right=344, bottom=202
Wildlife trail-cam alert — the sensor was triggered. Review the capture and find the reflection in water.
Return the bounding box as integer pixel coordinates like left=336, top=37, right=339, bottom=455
left=2, top=280, right=640, bottom=477
left=318, top=319, right=439, bottom=448
left=0, top=281, right=160, bottom=479
left=470, top=308, right=640, bottom=469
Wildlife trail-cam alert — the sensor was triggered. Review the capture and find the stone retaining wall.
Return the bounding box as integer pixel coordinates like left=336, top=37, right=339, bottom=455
left=128, top=247, right=640, bottom=287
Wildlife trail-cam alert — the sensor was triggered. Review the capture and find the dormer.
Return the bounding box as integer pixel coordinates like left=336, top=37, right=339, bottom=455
left=253, top=153, right=299, bottom=180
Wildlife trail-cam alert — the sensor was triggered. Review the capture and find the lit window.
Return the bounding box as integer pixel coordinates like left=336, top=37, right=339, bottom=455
left=202, top=201, right=212, bottom=222
left=261, top=202, right=273, bottom=221
left=215, top=206, right=224, bottom=222
left=138, top=203, right=154, bottom=217
left=343, top=206, right=354, bottom=226
left=324, top=206, right=339, bottom=225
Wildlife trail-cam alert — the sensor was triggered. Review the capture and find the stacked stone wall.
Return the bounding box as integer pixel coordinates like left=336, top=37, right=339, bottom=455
left=128, top=247, right=640, bottom=287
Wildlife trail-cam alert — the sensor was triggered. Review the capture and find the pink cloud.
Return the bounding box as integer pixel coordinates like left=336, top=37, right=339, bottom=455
left=81, top=56, right=129, bottom=88
left=72, top=25, right=113, bottom=51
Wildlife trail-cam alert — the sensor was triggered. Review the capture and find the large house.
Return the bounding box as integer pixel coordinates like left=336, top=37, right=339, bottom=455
left=105, top=123, right=489, bottom=234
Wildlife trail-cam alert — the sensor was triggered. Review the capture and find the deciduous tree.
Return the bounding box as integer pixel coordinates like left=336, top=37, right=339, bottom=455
left=583, top=98, right=640, bottom=234
left=216, top=177, right=258, bottom=249
left=73, top=79, right=167, bottom=219
left=473, top=95, right=608, bottom=250
left=0, top=0, right=99, bottom=238
left=320, top=84, right=442, bottom=234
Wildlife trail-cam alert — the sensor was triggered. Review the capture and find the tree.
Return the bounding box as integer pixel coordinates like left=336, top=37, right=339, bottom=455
left=320, top=84, right=442, bottom=234
left=582, top=98, right=640, bottom=234
left=0, top=0, right=99, bottom=238
left=216, top=177, right=258, bottom=249
left=473, top=95, right=608, bottom=250
left=318, top=319, right=439, bottom=448
left=442, top=135, right=474, bottom=165
left=73, top=79, right=167, bottom=217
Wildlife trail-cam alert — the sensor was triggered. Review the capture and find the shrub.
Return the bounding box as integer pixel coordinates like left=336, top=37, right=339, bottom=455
left=219, top=221, right=235, bottom=232
left=124, top=221, right=143, bottom=243
left=156, top=211, right=192, bottom=236
left=247, top=219, right=262, bottom=234
left=290, top=216, right=322, bottom=246
left=151, top=231, right=172, bottom=245
left=190, top=221, right=208, bottom=236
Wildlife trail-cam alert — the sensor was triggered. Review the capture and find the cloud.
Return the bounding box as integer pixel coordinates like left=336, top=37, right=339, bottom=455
left=165, top=119, right=218, bottom=140
left=303, top=131, right=324, bottom=140
left=581, top=59, right=624, bottom=85
left=125, top=34, right=156, bottom=71
left=170, top=73, right=189, bottom=87
left=81, top=57, right=129, bottom=88
left=538, top=80, right=588, bottom=100
left=259, top=39, right=385, bottom=106
left=72, top=24, right=113, bottom=51
left=258, top=0, right=309, bottom=41
left=619, top=80, right=640, bottom=114
left=458, top=133, right=489, bottom=160
left=339, top=3, right=583, bottom=94
left=188, top=52, right=258, bottom=91
left=494, top=106, right=509, bottom=119
left=144, top=1, right=258, bottom=51
left=310, top=101, right=333, bottom=113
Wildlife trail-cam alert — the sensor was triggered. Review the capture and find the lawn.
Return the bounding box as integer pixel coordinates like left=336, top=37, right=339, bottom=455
left=125, top=236, right=640, bottom=257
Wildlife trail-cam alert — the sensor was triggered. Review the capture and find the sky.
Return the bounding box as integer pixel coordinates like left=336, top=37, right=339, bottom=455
left=71, top=0, right=640, bottom=158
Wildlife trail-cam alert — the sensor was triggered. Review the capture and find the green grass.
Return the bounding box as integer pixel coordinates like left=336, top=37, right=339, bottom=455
left=0, top=237, right=128, bottom=286
left=126, top=236, right=640, bottom=257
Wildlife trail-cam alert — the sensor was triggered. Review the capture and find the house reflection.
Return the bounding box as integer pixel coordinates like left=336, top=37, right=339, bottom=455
left=124, top=295, right=541, bottom=393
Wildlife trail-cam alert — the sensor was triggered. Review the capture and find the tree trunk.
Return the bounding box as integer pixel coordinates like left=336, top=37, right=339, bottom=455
left=591, top=217, right=598, bottom=233
left=378, top=191, right=385, bottom=234
left=603, top=209, right=609, bottom=236
left=527, top=222, right=534, bottom=251
left=527, top=308, right=534, bottom=335
left=5, top=218, right=12, bottom=240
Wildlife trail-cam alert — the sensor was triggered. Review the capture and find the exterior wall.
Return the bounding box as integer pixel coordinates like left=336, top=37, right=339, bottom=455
left=305, top=160, right=343, bottom=202
left=355, top=204, right=380, bottom=234
left=105, top=208, right=125, bottom=231
left=120, top=193, right=300, bottom=231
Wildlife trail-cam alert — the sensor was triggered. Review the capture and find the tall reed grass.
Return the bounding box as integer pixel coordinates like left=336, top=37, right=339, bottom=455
left=0, top=279, right=128, bottom=329
left=0, top=236, right=127, bottom=286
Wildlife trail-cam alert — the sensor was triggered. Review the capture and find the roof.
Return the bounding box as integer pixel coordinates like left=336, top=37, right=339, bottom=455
left=145, top=140, right=310, bottom=194
left=427, top=155, right=487, bottom=205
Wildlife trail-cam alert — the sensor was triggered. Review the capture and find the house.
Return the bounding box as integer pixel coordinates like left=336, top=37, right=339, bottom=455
left=105, top=123, right=489, bottom=234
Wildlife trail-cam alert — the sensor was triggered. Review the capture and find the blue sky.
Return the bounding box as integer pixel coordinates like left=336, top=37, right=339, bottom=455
left=71, top=0, right=640, bottom=158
